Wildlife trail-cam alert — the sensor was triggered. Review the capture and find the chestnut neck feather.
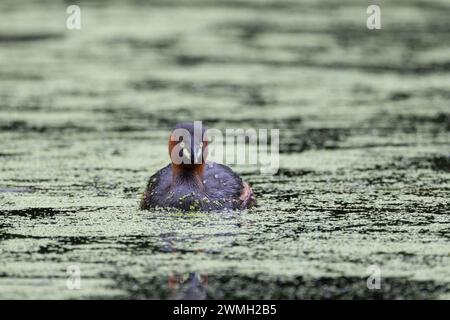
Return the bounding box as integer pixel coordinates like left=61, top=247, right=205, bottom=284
left=171, top=163, right=205, bottom=190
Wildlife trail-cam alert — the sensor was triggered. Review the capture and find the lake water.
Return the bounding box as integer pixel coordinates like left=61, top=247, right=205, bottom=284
left=0, top=0, right=449, bottom=299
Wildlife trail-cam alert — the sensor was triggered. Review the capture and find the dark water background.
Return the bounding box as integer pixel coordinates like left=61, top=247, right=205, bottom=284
left=0, top=0, right=449, bottom=299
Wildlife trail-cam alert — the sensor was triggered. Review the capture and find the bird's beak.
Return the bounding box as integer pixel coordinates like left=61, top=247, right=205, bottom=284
left=194, top=146, right=203, bottom=164
left=182, top=148, right=191, bottom=162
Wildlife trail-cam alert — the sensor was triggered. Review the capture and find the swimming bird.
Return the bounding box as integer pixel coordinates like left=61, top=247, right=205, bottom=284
left=140, top=122, right=255, bottom=211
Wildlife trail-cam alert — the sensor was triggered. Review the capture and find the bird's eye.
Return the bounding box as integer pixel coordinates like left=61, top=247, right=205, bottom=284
left=179, top=142, right=185, bottom=148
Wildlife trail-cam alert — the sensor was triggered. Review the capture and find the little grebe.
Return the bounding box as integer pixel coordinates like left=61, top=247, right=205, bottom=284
left=140, top=122, right=256, bottom=211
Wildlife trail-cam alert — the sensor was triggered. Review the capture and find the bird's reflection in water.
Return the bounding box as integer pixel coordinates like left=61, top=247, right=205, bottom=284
left=168, top=272, right=209, bottom=300
left=155, top=210, right=250, bottom=299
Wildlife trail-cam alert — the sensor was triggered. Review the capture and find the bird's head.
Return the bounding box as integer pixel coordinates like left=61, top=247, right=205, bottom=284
left=168, top=121, right=208, bottom=171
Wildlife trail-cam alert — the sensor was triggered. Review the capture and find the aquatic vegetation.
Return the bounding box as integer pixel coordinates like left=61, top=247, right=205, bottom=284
left=0, top=0, right=449, bottom=299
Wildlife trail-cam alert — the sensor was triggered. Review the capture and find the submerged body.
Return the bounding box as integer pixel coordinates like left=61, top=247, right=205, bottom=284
left=140, top=122, right=255, bottom=212
left=140, top=161, right=255, bottom=211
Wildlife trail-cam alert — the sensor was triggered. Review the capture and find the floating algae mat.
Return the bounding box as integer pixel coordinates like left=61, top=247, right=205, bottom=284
left=0, top=0, right=449, bottom=299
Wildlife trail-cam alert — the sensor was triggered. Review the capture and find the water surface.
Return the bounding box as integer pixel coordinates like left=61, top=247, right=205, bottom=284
left=0, top=0, right=449, bottom=299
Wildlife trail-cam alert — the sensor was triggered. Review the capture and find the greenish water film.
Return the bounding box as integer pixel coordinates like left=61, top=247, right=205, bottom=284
left=0, top=0, right=449, bottom=299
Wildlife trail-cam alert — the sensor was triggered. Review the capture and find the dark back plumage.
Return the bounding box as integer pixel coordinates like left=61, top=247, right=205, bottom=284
left=140, top=161, right=255, bottom=211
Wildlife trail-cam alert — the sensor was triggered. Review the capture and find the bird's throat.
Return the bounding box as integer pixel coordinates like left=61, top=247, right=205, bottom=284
left=171, top=164, right=205, bottom=190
